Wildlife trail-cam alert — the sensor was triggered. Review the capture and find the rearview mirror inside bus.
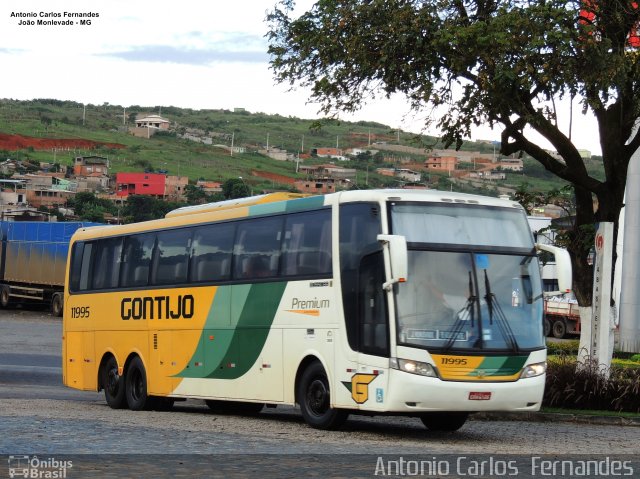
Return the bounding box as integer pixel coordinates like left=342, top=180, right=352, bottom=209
left=377, top=234, right=408, bottom=291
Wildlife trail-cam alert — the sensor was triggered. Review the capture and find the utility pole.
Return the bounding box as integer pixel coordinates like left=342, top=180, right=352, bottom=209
left=231, top=132, right=235, bottom=157
left=266, top=133, right=270, bottom=151
left=82, top=104, right=86, bottom=126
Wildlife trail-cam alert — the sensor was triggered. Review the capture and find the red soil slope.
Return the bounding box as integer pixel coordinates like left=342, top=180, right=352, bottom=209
left=0, top=133, right=125, bottom=151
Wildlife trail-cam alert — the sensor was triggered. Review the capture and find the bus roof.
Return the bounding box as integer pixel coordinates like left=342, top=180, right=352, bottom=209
left=165, top=192, right=311, bottom=218
left=69, top=189, right=523, bottom=242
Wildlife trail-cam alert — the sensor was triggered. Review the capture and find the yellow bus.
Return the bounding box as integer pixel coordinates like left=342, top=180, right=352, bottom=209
left=63, top=189, right=568, bottom=431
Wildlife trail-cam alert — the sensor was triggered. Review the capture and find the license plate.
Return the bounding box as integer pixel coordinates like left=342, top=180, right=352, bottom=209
left=469, top=392, right=492, bottom=400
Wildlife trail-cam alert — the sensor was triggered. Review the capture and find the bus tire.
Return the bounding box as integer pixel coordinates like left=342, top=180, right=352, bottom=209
left=420, top=412, right=468, bottom=431
left=543, top=317, right=551, bottom=337
left=125, top=356, right=150, bottom=411
left=297, top=361, right=348, bottom=430
left=205, top=400, right=264, bottom=415
left=51, top=293, right=63, bottom=317
left=552, top=319, right=567, bottom=339
left=102, top=356, right=126, bottom=409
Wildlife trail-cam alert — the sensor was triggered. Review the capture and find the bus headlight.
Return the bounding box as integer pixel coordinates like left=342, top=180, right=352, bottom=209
left=390, top=358, right=437, bottom=377
left=520, top=362, right=546, bottom=379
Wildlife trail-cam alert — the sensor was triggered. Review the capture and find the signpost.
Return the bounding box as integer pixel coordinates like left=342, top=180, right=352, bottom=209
left=578, top=222, right=615, bottom=374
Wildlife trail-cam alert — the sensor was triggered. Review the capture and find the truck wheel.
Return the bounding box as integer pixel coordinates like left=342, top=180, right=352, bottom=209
left=51, top=294, right=63, bottom=317
left=125, top=356, right=150, bottom=411
left=543, top=318, right=551, bottom=337
left=552, top=319, right=567, bottom=339
left=102, top=356, right=126, bottom=409
left=297, top=361, right=348, bottom=430
left=0, top=286, right=11, bottom=309
left=420, top=412, right=469, bottom=431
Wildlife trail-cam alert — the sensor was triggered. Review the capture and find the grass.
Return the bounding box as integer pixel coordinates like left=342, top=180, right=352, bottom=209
left=0, top=98, right=575, bottom=195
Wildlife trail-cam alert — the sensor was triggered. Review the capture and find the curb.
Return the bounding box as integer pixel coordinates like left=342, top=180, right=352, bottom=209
left=473, top=411, right=640, bottom=427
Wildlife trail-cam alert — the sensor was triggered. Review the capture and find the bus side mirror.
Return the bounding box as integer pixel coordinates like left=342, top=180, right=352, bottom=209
left=535, top=243, right=572, bottom=293
left=377, top=234, right=408, bottom=291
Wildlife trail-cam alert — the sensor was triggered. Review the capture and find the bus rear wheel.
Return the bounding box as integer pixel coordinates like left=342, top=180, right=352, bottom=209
left=420, top=412, right=469, bottom=431
left=125, top=356, right=150, bottom=411
left=297, top=361, right=348, bottom=430
left=102, top=356, right=126, bottom=409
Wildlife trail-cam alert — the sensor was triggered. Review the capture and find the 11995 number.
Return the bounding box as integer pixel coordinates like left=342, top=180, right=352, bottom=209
left=70, top=306, right=90, bottom=318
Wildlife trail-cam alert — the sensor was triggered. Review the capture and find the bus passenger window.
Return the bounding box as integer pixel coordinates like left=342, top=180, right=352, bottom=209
left=234, top=217, right=283, bottom=280
left=153, top=229, right=192, bottom=285
left=281, top=209, right=331, bottom=277
left=91, top=238, right=123, bottom=290
left=70, top=242, right=93, bottom=292
left=120, top=233, right=155, bottom=287
left=190, top=223, right=235, bottom=282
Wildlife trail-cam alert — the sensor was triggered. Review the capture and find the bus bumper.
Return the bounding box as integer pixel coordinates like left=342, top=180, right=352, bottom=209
left=384, top=369, right=545, bottom=412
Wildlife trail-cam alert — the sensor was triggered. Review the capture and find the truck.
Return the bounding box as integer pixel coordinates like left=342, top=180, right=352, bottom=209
left=543, top=295, right=581, bottom=339
left=0, top=221, right=102, bottom=316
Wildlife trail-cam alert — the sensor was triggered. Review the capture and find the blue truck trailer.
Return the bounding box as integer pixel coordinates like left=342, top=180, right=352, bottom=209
left=0, top=221, right=102, bottom=316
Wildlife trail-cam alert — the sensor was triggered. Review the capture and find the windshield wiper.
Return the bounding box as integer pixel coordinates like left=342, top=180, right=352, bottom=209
left=443, top=271, right=476, bottom=351
left=483, top=270, right=519, bottom=353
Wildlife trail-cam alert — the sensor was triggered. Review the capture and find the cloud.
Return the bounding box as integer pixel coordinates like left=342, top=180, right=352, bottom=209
left=100, top=45, right=268, bottom=65
left=99, top=33, right=269, bottom=65
left=0, top=48, right=25, bottom=54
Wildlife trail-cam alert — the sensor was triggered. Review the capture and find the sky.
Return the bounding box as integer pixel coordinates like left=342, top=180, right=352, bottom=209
left=0, top=0, right=602, bottom=155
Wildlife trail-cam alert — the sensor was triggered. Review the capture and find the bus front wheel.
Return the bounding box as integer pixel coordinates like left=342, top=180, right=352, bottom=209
left=102, top=356, right=126, bottom=409
left=297, top=361, right=348, bottom=430
left=420, top=412, right=469, bottom=431
left=125, top=356, right=150, bottom=411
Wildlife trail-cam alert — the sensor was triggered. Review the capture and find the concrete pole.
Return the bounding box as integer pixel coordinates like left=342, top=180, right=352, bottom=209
left=619, top=122, right=640, bottom=353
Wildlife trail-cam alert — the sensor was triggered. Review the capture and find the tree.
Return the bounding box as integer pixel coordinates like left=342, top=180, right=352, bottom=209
left=222, top=178, right=251, bottom=199
left=66, top=192, right=116, bottom=222
left=121, top=195, right=184, bottom=223
left=268, top=0, right=640, bottom=308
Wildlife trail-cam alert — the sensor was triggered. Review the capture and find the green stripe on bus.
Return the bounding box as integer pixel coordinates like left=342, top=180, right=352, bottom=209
left=474, top=356, right=528, bottom=376
left=248, top=195, right=325, bottom=217
left=177, top=282, right=287, bottom=379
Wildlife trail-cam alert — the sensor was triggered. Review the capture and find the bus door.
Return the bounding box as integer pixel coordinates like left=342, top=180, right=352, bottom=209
left=354, top=250, right=390, bottom=410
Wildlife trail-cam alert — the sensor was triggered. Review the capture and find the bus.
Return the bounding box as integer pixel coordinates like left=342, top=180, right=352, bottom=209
left=62, top=189, right=570, bottom=431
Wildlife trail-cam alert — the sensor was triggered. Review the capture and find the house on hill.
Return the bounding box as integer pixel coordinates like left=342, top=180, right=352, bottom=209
left=130, top=114, right=171, bottom=138
left=425, top=155, right=458, bottom=172
left=115, top=172, right=166, bottom=198
left=135, top=114, right=170, bottom=130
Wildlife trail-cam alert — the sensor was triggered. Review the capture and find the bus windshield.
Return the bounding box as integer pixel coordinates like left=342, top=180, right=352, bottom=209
left=390, top=203, right=544, bottom=352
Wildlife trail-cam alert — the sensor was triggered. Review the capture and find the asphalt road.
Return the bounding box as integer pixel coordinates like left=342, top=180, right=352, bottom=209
left=1, top=308, right=638, bottom=479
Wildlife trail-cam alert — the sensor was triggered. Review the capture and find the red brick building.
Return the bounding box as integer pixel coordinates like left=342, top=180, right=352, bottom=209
left=115, top=172, right=166, bottom=197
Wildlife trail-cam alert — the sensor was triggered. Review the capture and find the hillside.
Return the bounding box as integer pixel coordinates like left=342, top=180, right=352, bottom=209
left=0, top=98, right=604, bottom=196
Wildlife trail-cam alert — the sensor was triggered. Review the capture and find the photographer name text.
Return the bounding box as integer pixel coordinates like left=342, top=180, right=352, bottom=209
left=9, top=11, right=99, bottom=27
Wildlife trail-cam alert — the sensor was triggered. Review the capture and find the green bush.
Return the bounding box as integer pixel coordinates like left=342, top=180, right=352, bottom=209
left=544, top=356, right=640, bottom=413
left=546, top=340, right=579, bottom=356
